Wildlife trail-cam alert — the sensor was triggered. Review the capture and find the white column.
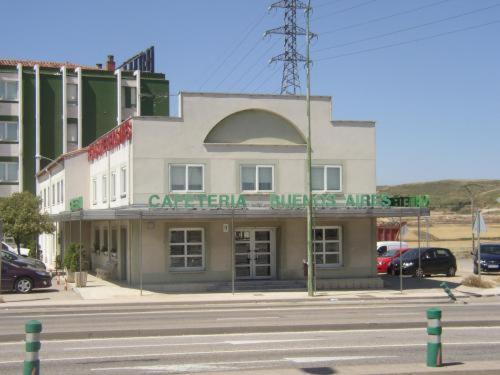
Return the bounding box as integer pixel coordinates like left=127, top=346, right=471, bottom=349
left=75, top=67, right=82, bottom=148
left=133, top=70, right=141, bottom=116
left=115, top=69, right=122, bottom=124
left=17, top=63, right=23, bottom=192
left=34, top=65, right=41, bottom=173
left=60, top=66, right=67, bottom=154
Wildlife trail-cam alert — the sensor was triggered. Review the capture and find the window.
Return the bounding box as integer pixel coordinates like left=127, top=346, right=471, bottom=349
left=57, top=181, right=61, bottom=204
left=67, top=83, right=78, bottom=106
left=240, top=165, right=274, bottom=192
left=60, top=180, right=64, bottom=203
left=52, top=184, right=55, bottom=205
left=43, top=188, right=46, bottom=208
left=93, top=228, right=100, bottom=251
left=111, top=171, right=116, bottom=201
left=102, top=175, right=107, bottom=203
left=0, top=161, right=18, bottom=182
left=0, top=80, right=18, bottom=101
left=122, top=86, right=137, bottom=109
left=169, top=164, right=204, bottom=192
left=67, top=122, right=78, bottom=151
left=313, top=226, right=342, bottom=267
left=0, top=122, right=18, bottom=142
left=312, top=165, right=342, bottom=192
left=169, top=228, right=204, bottom=270
left=120, top=166, right=127, bottom=197
left=92, top=179, right=97, bottom=205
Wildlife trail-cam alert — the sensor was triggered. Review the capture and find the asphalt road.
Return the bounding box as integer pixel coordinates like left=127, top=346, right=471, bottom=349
left=1, top=297, right=500, bottom=374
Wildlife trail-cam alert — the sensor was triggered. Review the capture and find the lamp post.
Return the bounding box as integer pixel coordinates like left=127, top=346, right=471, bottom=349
left=305, top=0, right=314, bottom=296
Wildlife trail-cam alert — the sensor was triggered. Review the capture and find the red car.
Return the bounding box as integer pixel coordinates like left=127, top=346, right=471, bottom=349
left=377, top=248, right=409, bottom=274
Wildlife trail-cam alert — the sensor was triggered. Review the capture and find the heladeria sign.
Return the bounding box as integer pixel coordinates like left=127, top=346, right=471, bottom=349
left=148, top=193, right=429, bottom=209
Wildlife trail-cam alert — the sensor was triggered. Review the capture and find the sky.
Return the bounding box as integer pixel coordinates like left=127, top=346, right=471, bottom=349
left=3, top=0, right=500, bottom=185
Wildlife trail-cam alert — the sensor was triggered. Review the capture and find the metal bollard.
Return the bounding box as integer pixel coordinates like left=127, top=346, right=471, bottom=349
left=426, top=308, right=442, bottom=367
left=24, top=320, right=42, bottom=375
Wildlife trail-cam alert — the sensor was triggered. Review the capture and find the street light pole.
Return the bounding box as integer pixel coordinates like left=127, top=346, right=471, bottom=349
left=305, top=0, right=314, bottom=297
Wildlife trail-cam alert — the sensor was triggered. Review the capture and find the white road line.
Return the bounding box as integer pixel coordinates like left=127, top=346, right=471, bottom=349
left=286, top=355, right=398, bottom=363
left=90, top=356, right=397, bottom=373
left=216, top=316, right=280, bottom=321
left=2, top=302, right=485, bottom=319
left=1, top=341, right=500, bottom=365
left=377, top=313, right=420, bottom=316
left=2, top=325, right=500, bottom=346
left=227, top=338, right=321, bottom=345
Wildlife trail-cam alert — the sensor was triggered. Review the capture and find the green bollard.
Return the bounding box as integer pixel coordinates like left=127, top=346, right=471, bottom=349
left=440, top=282, right=457, bottom=302
left=426, top=308, right=442, bottom=367
left=24, top=320, right=42, bottom=375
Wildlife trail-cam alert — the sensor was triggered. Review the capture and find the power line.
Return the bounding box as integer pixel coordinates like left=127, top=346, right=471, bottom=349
left=253, top=63, right=281, bottom=93
left=318, top=0, right=452, bottom=35
left=312, top=0, right=378, bottom=21
left=229, top=39, right=280, bottom=92
left=315, top=3, right=500, bottom=53
left=198, top=12, right=267, bottom=90
left=315, top=19, right=500, bottom=62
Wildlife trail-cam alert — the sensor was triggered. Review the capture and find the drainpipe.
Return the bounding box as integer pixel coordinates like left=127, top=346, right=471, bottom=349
left=61, top=66, right=67, bottom=154
left=114, top=69, right=122, bottom=124
left=34, top=65, right=41, bottom=173
left=133, top=70, right=141, bottom=116
left=75, top=67, right=82, bottom=149
left=17, top=63, right=23, bottom=192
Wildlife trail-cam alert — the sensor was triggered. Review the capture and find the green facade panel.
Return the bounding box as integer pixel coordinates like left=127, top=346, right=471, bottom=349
left=22, top=71, right=36, bottom=193
left=141, top=78, right=169, bottom=116
left=40, top=72, right=63, bottom=164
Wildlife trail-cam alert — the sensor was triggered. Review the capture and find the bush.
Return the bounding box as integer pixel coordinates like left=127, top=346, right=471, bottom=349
left=461, top=275, right=496, bottom=289
left=63, top=243, right=89, bottom=272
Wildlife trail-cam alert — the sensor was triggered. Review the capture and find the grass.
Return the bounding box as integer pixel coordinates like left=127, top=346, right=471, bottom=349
left=461, top=275, right=496, bottom=289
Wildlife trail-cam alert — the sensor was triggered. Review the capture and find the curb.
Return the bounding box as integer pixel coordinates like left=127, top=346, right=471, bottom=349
left=1, top=320, right=500, bottom=342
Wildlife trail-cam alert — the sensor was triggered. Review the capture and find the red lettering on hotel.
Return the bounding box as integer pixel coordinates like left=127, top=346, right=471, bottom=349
left=88, top=120, right=132, bottom=161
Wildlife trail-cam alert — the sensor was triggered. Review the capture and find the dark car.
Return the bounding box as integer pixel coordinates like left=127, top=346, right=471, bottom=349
left=1, top=260, right=52, bottom=293
left=1, top=248, right=46, bottom=271
left=391, top=247, right=457, bottom=277
left=473, top=243, right=500, bottom=274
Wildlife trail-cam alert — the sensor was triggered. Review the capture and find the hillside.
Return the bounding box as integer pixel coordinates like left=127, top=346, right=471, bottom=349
left=377, top=179, right=500, bottom=212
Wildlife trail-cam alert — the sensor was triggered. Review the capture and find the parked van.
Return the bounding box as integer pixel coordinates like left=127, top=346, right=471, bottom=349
left=377, top=241, right=408, bottom=255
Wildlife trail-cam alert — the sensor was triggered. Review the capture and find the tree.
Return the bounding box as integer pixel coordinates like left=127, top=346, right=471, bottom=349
left=0, top=191, right=54, bottom=255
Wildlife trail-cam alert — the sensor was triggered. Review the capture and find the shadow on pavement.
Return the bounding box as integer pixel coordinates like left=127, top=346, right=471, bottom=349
left=300, top=367, right=335, bottom=374
left=381, top=275, right=461, bottom=291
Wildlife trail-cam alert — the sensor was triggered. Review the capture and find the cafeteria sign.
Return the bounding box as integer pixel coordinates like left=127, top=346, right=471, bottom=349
left=148, top=193, right=429, bottom=209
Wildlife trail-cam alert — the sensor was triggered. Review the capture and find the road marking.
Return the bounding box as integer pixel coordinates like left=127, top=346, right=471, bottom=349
left=286, top=355, right=398, bottom=363
left=2, top=341, right=500, bottom=365
left=91, top=356, right=397, bottom=373
left=377, top=313, right=420, bottom=316
left=216, top=316, right=280, bottom=321
left=227, top=338, right=321, bottom=345
left=3, top=325, right=500, bottom=346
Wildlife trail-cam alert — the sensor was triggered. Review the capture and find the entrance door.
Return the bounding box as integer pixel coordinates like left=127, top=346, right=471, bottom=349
left=234, top=228, right=276, bottom=280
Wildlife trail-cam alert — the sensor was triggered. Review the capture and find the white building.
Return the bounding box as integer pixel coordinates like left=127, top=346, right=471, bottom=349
left=37, top=92, right=429, bottom=291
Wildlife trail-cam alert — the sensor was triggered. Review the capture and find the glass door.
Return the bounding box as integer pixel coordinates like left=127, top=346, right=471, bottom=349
left=234, top=228, right=275, bottom=280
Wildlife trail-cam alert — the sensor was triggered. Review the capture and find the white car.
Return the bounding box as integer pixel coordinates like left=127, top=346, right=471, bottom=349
left=1, top=241, right=30, bottom=257
left=377, top=241, right=408, bottom=255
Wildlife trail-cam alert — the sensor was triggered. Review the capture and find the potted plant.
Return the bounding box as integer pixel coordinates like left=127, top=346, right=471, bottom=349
left=64, top=243, right=89, bottom=287
left=93, top=242, right=100, bottom=255
left=101, top=245, right=108, bottom=256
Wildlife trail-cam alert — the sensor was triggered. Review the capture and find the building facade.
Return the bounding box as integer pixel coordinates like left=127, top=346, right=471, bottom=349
left=0, top=57, right=169, bottom=197
left=37, top=92, right=429, bottom=290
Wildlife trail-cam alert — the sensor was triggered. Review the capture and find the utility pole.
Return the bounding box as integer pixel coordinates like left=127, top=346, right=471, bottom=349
left=305, top=0, right=314, bottom=296
left=265, top=0, right=314, bottom=94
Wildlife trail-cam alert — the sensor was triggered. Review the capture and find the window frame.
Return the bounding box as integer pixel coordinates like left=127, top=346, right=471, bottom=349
left=0, top=161, right=18, bottom=182
left=312, top=165, right=342, bottom=193
left=168, top=228, right=205, bottom=271
left=110, top=170, right=117, bottom=201
left=0, top=121, right=18, bottom=142
left=0, top=79, right=18, bottom=101
left=92, top=178, right=97, bottom=205
left=240, top=164, right=274, bottom=193
left=120, top=166, right=127, bottom=198
left=102, top=175, right=108, bottom=203
left=313, top=225, right=343, bottom=268
left=67, top=83, right=78, bottom=106
left=169, top=164, right=205, bottom=193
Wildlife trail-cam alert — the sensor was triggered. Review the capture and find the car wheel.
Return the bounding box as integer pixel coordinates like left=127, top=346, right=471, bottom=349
left=446, top=266, right=456, bottom=277
left=15, top=277, right=33, bottom=293
left=414, top=268, right=424, bottom=278
left=473, top=264, right=478, bottom=275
